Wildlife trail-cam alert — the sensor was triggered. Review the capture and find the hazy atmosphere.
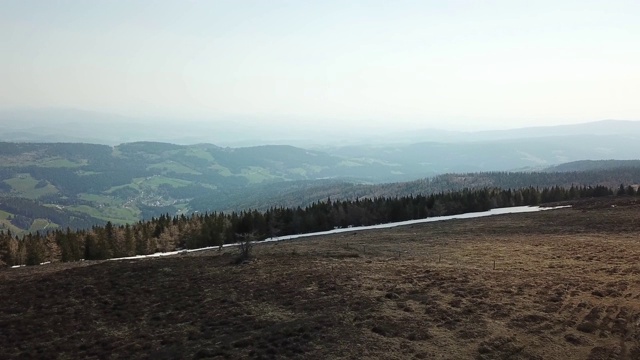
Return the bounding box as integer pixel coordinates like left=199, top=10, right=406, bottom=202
left=6, top=3, right=640, bottom=360
left=2, top=0, right=639, bottom=136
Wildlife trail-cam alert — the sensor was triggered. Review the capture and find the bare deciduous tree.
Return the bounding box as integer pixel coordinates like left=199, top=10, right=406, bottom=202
left=235, top=233, right=254, bottom=264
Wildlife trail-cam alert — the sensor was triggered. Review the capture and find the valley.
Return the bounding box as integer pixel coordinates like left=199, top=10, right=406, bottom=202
left=3, top=139, right=640, bottom=235
left=4, top=2, right=640, bottom=359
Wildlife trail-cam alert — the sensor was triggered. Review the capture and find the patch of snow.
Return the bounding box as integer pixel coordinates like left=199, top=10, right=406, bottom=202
left=260, top=205, right=571, bottom=243
left=109, top=250, right=182, bottom=261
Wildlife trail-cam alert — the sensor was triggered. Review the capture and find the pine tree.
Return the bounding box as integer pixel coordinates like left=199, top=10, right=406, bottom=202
left=25, top=233, right=46, bottom=266
left=124, top=224, right=135, bottom=256
left=0, top=230, right=11, bottom=266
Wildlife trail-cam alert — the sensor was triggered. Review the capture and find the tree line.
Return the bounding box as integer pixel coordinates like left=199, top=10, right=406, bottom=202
left=0, top=184, right=624, bottom=267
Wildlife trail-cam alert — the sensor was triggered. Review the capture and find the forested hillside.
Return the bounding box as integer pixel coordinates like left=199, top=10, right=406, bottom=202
left=204, top=167, right=640, bottom=211
left=2, top=141, right=640, bottom=234
left=544, top=160, right=640, bottom=172
left=0, top=184, right=620, bottom=267
left=324, top=134, right=640, bottom=173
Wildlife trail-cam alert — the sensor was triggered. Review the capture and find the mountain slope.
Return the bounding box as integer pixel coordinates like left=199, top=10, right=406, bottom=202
left=0, top=141, right=404, bottom=232
left=3, top=138, right=640, bottom=233
left=324, top=134, right=640, bottom=174
left=198, top=168, right=640, bottom=212
left=544, top=160, right=640, bottom=172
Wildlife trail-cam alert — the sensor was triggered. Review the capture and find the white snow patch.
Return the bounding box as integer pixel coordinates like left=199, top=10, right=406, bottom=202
left=108, top=205, right=571, bottom=261
left=260, top=205, right=571, bottom=242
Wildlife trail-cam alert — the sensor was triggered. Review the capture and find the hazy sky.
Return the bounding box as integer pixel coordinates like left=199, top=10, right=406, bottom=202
left=1, top=0, right=639, bottom=131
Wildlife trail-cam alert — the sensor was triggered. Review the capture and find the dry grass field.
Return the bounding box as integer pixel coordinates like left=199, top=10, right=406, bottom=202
left=2, top=197, right=640, bottom=359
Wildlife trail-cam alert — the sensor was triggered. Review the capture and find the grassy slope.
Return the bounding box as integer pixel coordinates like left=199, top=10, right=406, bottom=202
left=3, top=174, right=58, bottom=199
left=0, top=210, right=22, bottom=234
left=2, top=198, right=640, bottom=359
left=28, top=218, right=58, bottom=232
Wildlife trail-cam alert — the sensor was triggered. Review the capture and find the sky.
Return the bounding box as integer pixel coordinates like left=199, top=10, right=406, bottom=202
left=1, top=0, right=639, bottom=132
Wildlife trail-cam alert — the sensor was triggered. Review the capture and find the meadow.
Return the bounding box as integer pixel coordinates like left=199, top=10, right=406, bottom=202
left=1, top=197, right=639, bottom=359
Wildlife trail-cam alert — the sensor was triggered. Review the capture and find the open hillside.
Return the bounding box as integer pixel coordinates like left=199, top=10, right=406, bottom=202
left=2, top=197, right=640, bottom=359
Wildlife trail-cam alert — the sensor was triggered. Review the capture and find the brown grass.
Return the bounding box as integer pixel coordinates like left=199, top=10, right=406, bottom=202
left=2, top=200, right=640, bottom=359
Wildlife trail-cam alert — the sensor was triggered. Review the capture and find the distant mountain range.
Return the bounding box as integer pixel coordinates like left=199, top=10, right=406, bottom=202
left=2, top=108, right=640, bottom=147
left=403, top=119, right=640, bottom=142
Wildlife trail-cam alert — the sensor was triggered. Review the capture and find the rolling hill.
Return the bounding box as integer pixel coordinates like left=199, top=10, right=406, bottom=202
left=1, top=140, right=640, bottom=234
